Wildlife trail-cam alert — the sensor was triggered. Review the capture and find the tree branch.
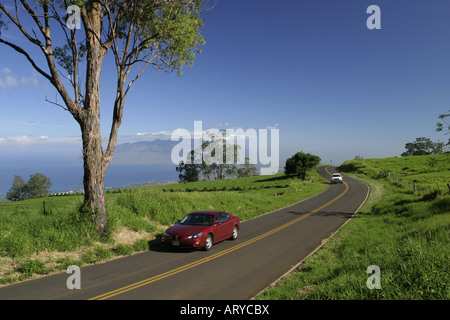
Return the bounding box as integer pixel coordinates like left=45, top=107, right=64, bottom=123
left=101, top=0, right=133, bottom=51
left=45, top=94, right=69, bottom=111
left=0, top=38, right=52, bottom=83
left=0, top=1, right=84, bottom=123
left=0, top=3, right=45, bottom=51
left=19, top=0, right=50, bottom=49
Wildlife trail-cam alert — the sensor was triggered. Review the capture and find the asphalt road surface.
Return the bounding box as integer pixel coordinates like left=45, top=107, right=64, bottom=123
left=0, top=166, right=369, bottom=300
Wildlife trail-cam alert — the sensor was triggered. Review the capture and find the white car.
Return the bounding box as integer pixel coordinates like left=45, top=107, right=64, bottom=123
left=331, top=173, right=343, bottom=184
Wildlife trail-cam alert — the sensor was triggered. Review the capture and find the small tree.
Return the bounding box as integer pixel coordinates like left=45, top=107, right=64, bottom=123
left=27, top=173, right=53, bottom=198
left=284, top=152, right=321, bottom=180
left=6, top=175, right=28, bottom=202
left=436, top=109, right=450, bottom=145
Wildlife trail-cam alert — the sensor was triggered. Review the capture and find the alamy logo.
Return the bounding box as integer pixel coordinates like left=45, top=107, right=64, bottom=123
left=66, top=5, right=81, bottom=30
left=366, top=5, right=381, bottom=30
left=171, top=121, right=279, bottom=175
left=366, top=265, right=381, bottom=290
left=66, top=265, right=81, bottom=290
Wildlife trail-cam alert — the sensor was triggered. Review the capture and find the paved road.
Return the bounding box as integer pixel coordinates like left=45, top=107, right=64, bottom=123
left=0, top=167, right=369, bottom=300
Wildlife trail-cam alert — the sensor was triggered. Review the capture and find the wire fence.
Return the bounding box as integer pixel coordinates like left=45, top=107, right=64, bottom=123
left=382, top=172, right=450, bottom=195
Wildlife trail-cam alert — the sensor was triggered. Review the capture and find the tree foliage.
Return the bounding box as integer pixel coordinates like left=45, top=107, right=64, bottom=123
left=6, top=176, right=28, bottom=202
left=236, top=158, right=257, bottom=178
left=176, top=158, right=201, bottom=183
left=436, top=109, right=450, bottom=145
left=176, top=139, right=257, bottom=182
left=284, top=152, right=321, bottom=180
left=27, top=173, right=53, bottom=198
left=7, top=173, right=52, bottom=201
left=401, top=137, right=444, bottom=157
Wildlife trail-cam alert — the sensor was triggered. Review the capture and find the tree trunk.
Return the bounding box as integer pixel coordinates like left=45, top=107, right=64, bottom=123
left=80, top=2, right=108, bottom=235
left=81, top=111, right=108, bottom=235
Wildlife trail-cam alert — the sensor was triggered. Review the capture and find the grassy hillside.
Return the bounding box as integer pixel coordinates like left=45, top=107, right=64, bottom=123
left=339, top=153, right=449, bottom=194
left=256, top=154, right=449, bottom=300
left=0, top=168, right=327, bottom=285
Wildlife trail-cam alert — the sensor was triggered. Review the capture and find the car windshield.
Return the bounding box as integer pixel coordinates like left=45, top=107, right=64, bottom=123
left=180, top=214, right=214, bottom=226
left=332, top=174, right=341, bottom=177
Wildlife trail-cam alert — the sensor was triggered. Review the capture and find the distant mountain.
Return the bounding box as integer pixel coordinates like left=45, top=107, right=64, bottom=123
left=111, top=140, right=179, bottom=165
left=111, top=139, right=283, bottom=173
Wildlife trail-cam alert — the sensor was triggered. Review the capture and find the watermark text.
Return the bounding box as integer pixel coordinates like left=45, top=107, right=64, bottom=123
left=171, top=121, right=279, bottom=175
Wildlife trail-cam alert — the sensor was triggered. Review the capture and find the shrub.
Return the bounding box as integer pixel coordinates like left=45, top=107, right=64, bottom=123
left=114, top=243, right=134, bottom=256
left=133, top=238, right=150, bottom=251
left=95, top=246, right=113, bottom=261
left=17, top=259, right=47, bottom=275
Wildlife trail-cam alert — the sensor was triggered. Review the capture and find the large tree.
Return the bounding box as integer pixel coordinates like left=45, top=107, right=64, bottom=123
left=0, top=1, right=205, bottom=235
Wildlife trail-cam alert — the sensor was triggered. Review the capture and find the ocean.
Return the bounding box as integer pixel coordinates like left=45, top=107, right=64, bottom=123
left=0, top=163, right=179, bottom=196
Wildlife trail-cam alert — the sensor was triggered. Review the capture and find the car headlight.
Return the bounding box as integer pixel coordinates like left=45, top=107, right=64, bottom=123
left=188, top=232, right=202, bottom=239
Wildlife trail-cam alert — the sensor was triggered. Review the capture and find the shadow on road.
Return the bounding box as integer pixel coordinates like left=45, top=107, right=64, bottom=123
left=146, top=236, right=197, bottom=254
left=286, top=210, right=353, bottom=219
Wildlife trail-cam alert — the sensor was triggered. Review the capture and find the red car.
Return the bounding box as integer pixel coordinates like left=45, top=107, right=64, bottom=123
left=162, top=211, right=240, bottom=251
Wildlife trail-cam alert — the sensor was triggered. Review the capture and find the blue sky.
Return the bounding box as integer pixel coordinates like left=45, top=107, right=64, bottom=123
left=0, top=0, right=449, bottom=168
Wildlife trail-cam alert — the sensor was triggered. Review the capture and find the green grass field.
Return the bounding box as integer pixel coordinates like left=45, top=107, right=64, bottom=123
left=255, top=154, right=449, bottom=300
left=0, top=168, right=328, bottom=284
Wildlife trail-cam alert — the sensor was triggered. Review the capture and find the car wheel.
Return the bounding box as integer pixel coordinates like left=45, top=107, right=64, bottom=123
left=230, top=225, right=238, bottom=240
left=204, top=234, right=213, bottom=251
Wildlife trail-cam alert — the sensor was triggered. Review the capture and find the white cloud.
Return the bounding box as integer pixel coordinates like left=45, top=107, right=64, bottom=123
left=0, top=135, right=81, bottom=145
left=20, top=71, right=40, bottom=87
left=0, top=67, right=41, bottom=90
left=5, top=136, right=31, bottom=143
left=0, top=67, right=18, bottom=89
left=118, top=131, right=173, bottom=144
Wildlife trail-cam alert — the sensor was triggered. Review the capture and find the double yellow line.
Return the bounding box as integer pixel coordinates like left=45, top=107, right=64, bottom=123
left=90, top=168, right=348, bottom=300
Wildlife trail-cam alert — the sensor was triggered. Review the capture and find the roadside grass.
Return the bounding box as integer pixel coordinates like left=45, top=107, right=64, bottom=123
left=255, top=154, right=449, bottom=300
left=0, top=168, right=328, bottom=285
left=107, top=171, right=327, bottom=228
left=339, top=153, right=450, bottom=193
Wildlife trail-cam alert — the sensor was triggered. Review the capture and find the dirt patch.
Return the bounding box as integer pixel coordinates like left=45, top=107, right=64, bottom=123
left=31, top=249, right=83, bottom=262
left=298, top=285, right=313, bottom=298
left=0, top=257, right=15, bottom=276
left=113, top=227, right=153, bottom=246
